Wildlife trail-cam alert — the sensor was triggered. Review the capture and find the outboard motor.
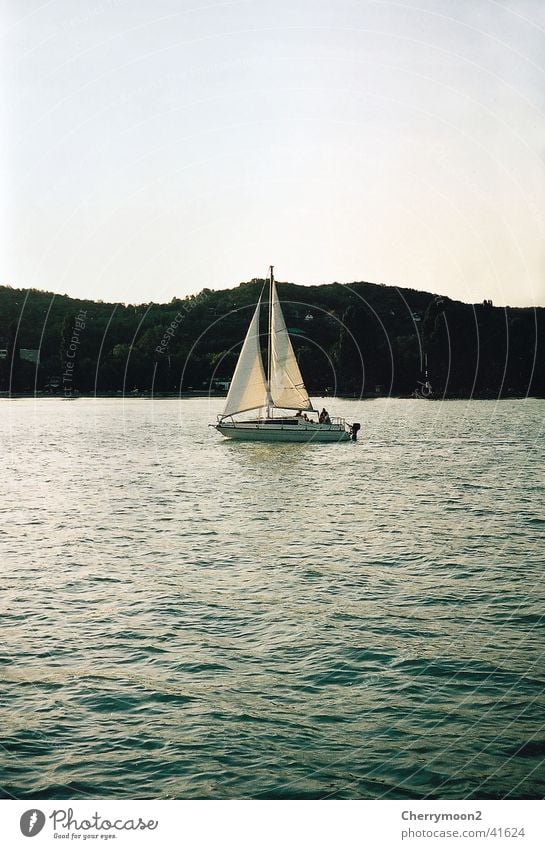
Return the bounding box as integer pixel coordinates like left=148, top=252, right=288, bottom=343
left=350, top=422, right=361, bottom=441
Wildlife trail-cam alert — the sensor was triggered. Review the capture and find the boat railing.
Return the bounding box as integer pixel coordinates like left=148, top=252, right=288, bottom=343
left=216, top=415, right=348, bottom=430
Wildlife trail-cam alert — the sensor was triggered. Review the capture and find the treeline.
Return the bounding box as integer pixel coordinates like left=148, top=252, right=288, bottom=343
left=0, top=279, right=543, bottom=397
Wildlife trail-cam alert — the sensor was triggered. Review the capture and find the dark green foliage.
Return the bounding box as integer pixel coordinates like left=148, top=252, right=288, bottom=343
left=0, top=280, right=542, bottom=397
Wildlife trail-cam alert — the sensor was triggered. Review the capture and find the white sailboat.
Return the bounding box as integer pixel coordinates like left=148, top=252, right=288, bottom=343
left=214, top=267, right=359, bottom=442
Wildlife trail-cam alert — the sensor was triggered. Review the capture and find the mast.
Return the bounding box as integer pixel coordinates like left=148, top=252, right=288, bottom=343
left=267, top=265, right=273, bottom=419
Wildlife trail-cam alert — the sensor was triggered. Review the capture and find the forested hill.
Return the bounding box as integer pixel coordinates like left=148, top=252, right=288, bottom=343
left=0, top=279, right=543, bottom=398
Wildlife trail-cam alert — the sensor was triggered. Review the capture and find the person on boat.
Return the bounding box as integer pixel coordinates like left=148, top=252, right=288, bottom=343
left=319, top=407, right=331, bottom=424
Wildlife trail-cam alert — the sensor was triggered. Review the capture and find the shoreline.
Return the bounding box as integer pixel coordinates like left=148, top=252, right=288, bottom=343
left=1, top=392, right=542, bottom=401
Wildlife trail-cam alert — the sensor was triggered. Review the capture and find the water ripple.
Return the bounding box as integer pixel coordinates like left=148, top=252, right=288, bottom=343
left=1, top=397, right=544, bottom=799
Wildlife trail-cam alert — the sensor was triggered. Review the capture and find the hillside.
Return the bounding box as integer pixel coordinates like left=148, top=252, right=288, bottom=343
left=0, top=279, right=543, bottom=398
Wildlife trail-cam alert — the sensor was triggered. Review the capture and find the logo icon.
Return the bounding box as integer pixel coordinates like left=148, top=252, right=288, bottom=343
left=20, top=810, right=46, bottom=837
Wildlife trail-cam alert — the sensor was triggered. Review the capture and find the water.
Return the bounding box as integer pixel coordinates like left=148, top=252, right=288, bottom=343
left=1, top=397, right=544, bottom=799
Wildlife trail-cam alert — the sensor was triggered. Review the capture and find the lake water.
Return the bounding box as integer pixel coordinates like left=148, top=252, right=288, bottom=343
left=1, top=397, right=544, bottom=799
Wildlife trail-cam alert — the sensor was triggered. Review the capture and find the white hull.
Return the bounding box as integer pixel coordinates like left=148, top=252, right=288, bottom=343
left=216, top=421, right=351, bottom=442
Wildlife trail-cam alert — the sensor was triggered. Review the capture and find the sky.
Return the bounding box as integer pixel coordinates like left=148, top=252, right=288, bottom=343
left=2, top=0, right=545, bottom=307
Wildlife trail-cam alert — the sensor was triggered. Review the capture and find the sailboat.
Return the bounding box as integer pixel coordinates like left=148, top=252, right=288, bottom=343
left=214, top=267, right=359, bottom=442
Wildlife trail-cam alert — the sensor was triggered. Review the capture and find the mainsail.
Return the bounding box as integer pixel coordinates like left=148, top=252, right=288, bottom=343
left=269, top=282, right=312, bottom=411
left=221, top=296, right=269, bottom=418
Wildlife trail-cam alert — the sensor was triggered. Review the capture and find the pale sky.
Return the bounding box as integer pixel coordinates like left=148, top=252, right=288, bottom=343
left=2, top=0, right=545, bottom=306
